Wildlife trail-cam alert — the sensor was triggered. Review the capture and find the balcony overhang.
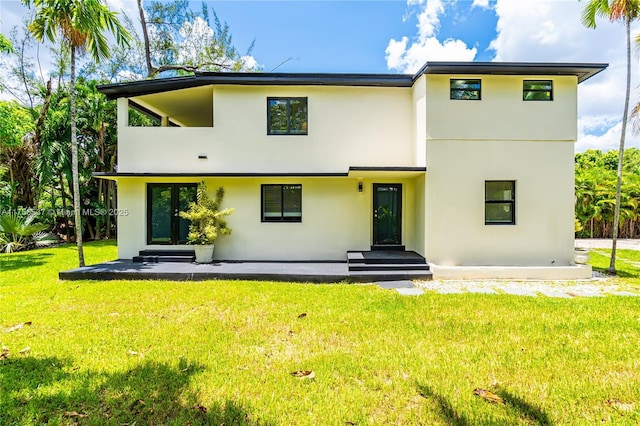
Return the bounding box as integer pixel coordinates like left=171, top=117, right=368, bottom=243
left=93, top=166, right=427, bottom=180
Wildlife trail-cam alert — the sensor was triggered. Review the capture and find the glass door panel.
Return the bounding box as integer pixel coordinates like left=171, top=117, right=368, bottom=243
left=373, top=184, right=402, bottom=246
left=147, top=183, right=197, bottom=244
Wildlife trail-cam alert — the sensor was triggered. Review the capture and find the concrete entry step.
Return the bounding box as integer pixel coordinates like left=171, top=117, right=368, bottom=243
left=349, top=263, right=430, bottom=271
left=349, top=270, right=433, bottom=282
left=347, top=250, right=427, bottom=265
left=134, top=249, right=195, bottom=263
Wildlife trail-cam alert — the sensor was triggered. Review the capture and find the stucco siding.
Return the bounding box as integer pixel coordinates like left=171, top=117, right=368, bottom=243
left=424, top=140, right=575, bottom=266
left=116, top=176, right=419, bottom=261
left=118, top=85, right=414, bottom=173
left=425, top=75, right=577, bottom=141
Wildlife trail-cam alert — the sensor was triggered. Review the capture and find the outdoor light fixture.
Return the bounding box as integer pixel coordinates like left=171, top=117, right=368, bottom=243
left=198, top=155, right=208, bottom=160
left=358, top=182, right=363, bottom=192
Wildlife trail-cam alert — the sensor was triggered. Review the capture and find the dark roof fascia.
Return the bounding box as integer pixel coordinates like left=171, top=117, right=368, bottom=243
left=348, top=166, right=426, bottom=172
left=97, top=73, right=414, bottom=100
left=96, top=62, right=608, bottom=100
left=93, top=167, right=427, bottom=179
left=414, top=61, right=608, bottom=83
left=93, top=172, right=349, bottom=178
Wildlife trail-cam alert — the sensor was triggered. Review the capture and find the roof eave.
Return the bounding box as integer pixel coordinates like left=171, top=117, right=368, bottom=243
left=414, top=61, right=609, bottom=83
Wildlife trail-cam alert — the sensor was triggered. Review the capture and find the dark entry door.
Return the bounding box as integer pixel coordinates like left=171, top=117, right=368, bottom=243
left=373, top=183, right=402, bottom=246
left=147, top=183, right=197, bottom=244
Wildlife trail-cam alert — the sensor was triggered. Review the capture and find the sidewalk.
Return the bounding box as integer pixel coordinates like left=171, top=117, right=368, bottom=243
left=576, top=238, right=640, bottom=250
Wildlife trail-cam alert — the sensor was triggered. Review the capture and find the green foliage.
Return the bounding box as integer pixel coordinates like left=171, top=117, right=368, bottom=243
left=0, top=101, right=34, bottom=148
left=0, top=211, right=58, bottom=253
left=22, top=0, right=131, bottom=62
left=1, top=242, right=640, bottom=424
left=575, top=148, right=640, bottom=238
left=143, top=0, right=256, bottom=77
left=0, top=32, right=12, bottom=53
left=179, top=181, right=234, bottom=245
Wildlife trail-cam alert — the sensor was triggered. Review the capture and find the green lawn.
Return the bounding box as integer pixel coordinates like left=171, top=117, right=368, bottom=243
left=1, top=241, right=639, bottom=425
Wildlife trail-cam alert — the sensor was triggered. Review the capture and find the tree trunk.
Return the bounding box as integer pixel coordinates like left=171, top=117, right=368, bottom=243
left=60, top=171, right=70, bottom=242
left=607, top=18, right=631, bottom=275
left=137, top=0, right=154, bottom=78
left=70, top=47, right=85, bottom=267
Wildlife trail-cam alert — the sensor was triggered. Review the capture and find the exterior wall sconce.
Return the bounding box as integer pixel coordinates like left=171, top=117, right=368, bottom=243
left=358, top=182, right=363, bottom=192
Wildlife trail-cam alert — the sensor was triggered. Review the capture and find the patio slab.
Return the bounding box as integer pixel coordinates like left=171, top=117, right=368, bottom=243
left=59, top=260, right=352, bottom=283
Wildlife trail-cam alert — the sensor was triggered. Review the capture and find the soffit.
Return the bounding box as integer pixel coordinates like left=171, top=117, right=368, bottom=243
left=133, top=85, right=214, bottom=127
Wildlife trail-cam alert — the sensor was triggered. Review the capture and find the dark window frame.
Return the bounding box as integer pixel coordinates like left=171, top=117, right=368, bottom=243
left=261, top=184, right=302, bottom=223
left=523, top=80, right=553, bottom=101
left=485, top=180, right=516, bottom=225
left=267, top=97, right=308, bottom=135
left=450, top=79, right=481, bottom=100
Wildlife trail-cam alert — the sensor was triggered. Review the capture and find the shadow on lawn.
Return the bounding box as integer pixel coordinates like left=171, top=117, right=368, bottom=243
left=417, top=383, right=553, bottom=426
left=0, top=253, right=53, bottom=272
left=1, top=356, right=272, bottom=425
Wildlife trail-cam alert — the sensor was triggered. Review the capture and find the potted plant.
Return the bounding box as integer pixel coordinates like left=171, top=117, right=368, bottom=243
left=179, top=182, right=234, bottom=263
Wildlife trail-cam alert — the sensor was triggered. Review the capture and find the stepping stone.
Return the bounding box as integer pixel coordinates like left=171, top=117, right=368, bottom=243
left=567, top=289, right=604, bottom=297
left=609, top=291, right=640, bottom=297
left=377, top=280, right=415, bottom=289
left=395, top=288, right=424, bottom=296
left=500, top=287, right=538, bottom=297
left=538, top=289, right=573, bottom=298
left=467, top=287, right=498, bottom=294
left=436, top=288, right=465, bottom=294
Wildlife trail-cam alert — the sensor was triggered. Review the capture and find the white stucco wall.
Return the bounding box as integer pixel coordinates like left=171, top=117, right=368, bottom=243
left=118, top=85, right=414, bottom=173
left=117, top=176, right=419, bottom=260
left=424, top=140, right=575, bottom=266
left=425, top=75, right=577, bottom=141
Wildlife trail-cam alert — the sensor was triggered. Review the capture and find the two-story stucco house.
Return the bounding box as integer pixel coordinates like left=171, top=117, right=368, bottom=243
left=96, top=61, right=607, bottom=280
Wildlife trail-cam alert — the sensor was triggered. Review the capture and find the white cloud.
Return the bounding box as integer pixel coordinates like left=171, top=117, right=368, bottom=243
left=489, top=0, right=640, bottom=152
left=472, top=0, right=491, bottom=10
left=386, top=0, right=477, bottom=73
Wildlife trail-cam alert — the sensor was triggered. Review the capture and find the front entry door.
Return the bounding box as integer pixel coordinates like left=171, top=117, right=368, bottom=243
left=373, top=184, right=402, bottom=246
left=147, top=183, right=197, bottom=244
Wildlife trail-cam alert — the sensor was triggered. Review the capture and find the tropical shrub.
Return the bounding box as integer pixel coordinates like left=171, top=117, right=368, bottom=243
left=0, top=211, right=58, bottom=253
left=179, top=182, right=234, bottom=245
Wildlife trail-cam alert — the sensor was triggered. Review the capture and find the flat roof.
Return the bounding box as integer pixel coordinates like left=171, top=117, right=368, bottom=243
left=418, top=61, right=608, bottom=83
left=97, top=62, right=608, bottom=99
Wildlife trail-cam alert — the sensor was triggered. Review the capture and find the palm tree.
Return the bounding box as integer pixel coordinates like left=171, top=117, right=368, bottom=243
left=22, top=0, right=130, bottom=267
left=581, top=0, right=640, bottom=274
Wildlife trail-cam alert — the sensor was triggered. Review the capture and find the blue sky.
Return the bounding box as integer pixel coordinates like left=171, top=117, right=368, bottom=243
left=0, top=0, right=637, bottom=151
left=209, top=1, right=498, bottom=72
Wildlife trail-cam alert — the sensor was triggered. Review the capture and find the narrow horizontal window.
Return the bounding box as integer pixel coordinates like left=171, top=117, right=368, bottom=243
left=267, top=97, right=308, bottom=135
left=262, top=184, right=302, bottom=222
left=450, top=79, right=481, bottom=100
left=485, top=181, right=515, bottom=225
left=523, top=80, right=553, bottom=101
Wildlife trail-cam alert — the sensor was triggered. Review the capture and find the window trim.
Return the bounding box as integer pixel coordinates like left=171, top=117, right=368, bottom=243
left=261, top=184, right=302, bottom=223
left=450, top=79, right=481, bottom=100
left=523, top=80, right=553, bottom=101
left=267, top=97, right=308, bottom=135
left=485, top=180, right=516, bottom=225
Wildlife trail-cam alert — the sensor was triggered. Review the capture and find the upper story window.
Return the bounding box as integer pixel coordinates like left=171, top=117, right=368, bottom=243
left=267, top=97, right=308, bottom=135
left=485, top=181, right=515, bottom=225
left=523, top=80, right=553, bottom=101
left=450, top=79, right=481, bottom=100
left=262, top=184, right=302, bottom=222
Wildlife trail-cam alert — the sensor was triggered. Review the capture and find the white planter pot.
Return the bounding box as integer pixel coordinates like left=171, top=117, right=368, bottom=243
left=574, top=249, right=590, bottom=265
left=194, top=244, right=214, bottom=263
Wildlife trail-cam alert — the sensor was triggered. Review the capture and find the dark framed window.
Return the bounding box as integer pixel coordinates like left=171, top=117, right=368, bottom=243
left=485, top=181, right=515, bottom=225
left=261, top=184, right=302, bottom=222
left=523, top=80, right=553, bottom=101
left=267, top=97, right=308, bottom=135
left=450, top=79, right=481, bottom=100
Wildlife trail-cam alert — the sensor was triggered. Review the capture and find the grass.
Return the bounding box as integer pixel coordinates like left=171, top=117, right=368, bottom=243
left=0, top=241, right=639, bottom=425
